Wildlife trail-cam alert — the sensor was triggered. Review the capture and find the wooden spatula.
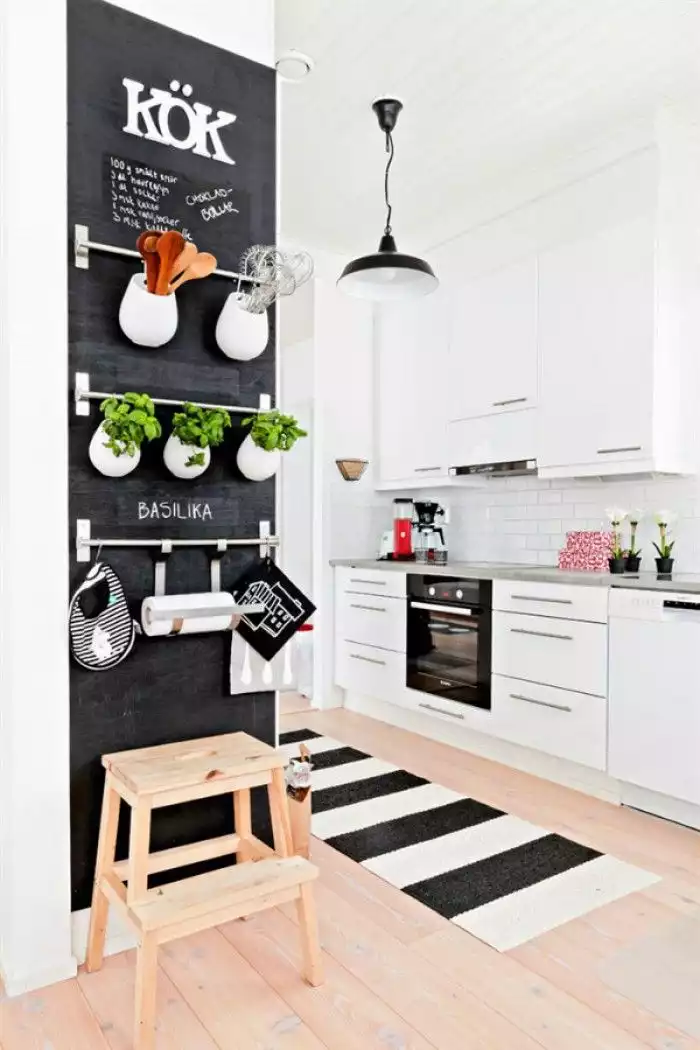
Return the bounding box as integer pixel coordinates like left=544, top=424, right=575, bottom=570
left=169, top=252, right=217, bottom=293
left=169, top=240, right=198, bottom=284
left=136, top=229, right=161, bottom=294
left=155, top=231, right=186, bottom=295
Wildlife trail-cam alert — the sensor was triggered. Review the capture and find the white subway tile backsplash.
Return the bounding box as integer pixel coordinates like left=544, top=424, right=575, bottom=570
left=423, top=471, right=700, bottom=572
left=538, top=490, right=563, bottom=505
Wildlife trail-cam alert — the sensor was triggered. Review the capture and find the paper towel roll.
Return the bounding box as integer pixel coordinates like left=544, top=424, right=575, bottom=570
left=141, top=592, right=236, bottom=637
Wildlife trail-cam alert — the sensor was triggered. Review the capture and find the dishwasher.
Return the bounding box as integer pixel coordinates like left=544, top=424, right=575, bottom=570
left=609, top=589, right=700, bottom=829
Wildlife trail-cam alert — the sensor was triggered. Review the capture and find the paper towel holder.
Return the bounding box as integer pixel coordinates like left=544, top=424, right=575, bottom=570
left=142, top=592, right=265, bottom=634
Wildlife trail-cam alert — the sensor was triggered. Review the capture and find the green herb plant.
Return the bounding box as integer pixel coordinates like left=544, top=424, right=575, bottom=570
left=99, top=392, right=161, bottom=458
left=171, top=403, right=231, bottom=467
left=242, top=410, right=308, bottom=453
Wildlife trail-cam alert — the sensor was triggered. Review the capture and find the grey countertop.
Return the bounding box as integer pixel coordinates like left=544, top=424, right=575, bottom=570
left=330, top=558, right=700, bottom=594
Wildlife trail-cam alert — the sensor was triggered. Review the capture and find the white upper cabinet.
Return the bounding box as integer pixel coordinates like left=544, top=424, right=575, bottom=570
left=449, top=257, right=538, bottom=422
left=375, top=287, right=450, bottom=486
left=538, top=216, right=656, bottom=475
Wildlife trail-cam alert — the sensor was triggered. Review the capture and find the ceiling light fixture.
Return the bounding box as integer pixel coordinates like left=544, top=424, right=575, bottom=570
left=337, top=98, right=438, bottom=301
left=275, top=50, right=314, bottom=82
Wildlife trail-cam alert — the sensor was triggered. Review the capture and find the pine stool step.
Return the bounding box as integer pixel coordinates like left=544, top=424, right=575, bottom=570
left=85, top=732, right=322, bottom=1050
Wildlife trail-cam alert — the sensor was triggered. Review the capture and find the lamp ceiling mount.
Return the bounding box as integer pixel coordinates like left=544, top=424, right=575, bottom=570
left=372, top=97, right=403, bottom=135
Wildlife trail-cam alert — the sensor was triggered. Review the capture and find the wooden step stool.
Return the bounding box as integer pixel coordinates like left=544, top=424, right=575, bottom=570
left=85, top=731, right=322, bottom=1050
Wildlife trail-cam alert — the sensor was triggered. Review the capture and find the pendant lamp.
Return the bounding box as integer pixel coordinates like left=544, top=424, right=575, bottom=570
left=337, top=98, right=438, bottom=301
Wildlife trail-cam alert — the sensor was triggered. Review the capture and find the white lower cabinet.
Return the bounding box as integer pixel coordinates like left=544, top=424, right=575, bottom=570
left=335, top=640, right=406, bottom=699
left=492, top=611, right=607, bottom=697
left=337, top=594, right=406, bottom=654
left=491, top=675, right=607, bottom=770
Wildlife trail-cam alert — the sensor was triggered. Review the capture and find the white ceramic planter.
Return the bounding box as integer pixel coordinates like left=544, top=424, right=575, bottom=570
left=119, top=272, right=178, bottom=348
left=215, top=292, right=268, bottom=360
left=89, top=423, right=141, bottom=477
left=236, top=434, right=281, bottom=481
left=163, top=433, right=211, bottom=479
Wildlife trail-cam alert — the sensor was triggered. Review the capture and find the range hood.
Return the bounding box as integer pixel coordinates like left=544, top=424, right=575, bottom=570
left=450, top=459, right=538, bottom=479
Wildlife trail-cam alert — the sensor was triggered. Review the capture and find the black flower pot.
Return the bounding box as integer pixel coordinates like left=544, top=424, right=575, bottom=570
left=625, top=555, right=642, bottom=573
left=655, top=557, right=674, bottom=576
left=608, top=557, right=626, bottom=575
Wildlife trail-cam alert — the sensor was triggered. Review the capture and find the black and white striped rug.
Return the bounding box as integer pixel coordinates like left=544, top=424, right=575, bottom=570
left=279, top=728, right=660, bottom=952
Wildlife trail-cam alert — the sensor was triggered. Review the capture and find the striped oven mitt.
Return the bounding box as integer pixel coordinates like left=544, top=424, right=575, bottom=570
left=69, top=561, right=136, bottom=670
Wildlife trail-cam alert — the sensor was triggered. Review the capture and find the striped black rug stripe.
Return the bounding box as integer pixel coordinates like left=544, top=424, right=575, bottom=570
left=324, top=798, right=505, bottom=863
left=312, top=769, right=429, bottom=814
left=279, top=728, right=660, bottom=951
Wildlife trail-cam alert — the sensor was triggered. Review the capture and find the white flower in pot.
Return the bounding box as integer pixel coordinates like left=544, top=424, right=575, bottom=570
left=89, top=392, right=161, bottom=477
left=237, top=410, right=308, bottom=482
left=164, top=403, right=231, bottom=479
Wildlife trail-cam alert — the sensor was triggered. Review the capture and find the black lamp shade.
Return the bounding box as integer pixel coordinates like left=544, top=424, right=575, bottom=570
left=338, top=235, right=438, bottom=301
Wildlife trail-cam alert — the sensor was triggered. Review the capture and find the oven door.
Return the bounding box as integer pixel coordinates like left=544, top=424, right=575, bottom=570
left=406, top=599, right=491, bottom=708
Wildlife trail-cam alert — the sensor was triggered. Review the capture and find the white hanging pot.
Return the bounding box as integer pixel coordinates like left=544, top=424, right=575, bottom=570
left=89, top=423, right=141, bottom=477
left=215, top=292, right=268, bottom=360
left=119, top=272, right=178, bottom=348
left=163, top=433, right=211, bottom=479
left=236, top=433, right=281, bottom=481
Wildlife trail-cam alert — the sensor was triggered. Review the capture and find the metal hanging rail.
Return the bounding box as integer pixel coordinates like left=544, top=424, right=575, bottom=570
left=74, top=372, right=272, bottom=418
left=76, top=519, right=278, bottom=562
left=74, top=224, right=267, bottom=283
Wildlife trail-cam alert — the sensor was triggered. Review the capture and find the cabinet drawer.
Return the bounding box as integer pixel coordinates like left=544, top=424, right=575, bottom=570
left=335, top=641, right=406, bottom=701
left=336, top=566, right=406, bottom=600
left=492, top=675, right=607, bottom=770
left=492, top=611, right=607, bottom=696
left=337, top=594, right=406, bottom=653
left=493, top=580, right=608, bottom=623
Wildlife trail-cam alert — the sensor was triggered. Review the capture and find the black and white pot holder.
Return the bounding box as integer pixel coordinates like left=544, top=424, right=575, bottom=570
left=69, top=561, right=136, bottom=670
left=231, top=557, right=315, bottom=663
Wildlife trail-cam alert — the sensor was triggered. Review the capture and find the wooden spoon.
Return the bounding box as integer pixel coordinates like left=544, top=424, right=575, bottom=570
left=169, top=252, right=217, bottom=293
left=169, top=240, right=198, bottom=284
left=136, top=229, right=161, bottom=293
left=155, top=231, right=186, bottom=295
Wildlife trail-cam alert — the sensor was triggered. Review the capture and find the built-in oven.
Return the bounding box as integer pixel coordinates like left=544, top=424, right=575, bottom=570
left=406, top=575, right=492, bottom=709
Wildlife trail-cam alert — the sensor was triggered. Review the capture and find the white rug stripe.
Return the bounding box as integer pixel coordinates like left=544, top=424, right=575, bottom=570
left=312, top=783, right=465, bottom=841
left=363, top=815, right=549, bottom=888
left=452, top=854, right=662, bottom=952
left=311, top=757, right=398, bottom=791
left=278, top=735, right=346, bottom=760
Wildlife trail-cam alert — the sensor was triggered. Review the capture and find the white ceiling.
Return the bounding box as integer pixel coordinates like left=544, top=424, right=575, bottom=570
left=276, top=0, right=700, bottom=255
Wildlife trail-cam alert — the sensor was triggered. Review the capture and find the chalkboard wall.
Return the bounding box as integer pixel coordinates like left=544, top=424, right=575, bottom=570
left=68, top=0, right=276, bottom=910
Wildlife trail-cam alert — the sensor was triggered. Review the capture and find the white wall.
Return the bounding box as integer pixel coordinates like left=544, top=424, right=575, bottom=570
left=0, top=0, right=274, bottom=997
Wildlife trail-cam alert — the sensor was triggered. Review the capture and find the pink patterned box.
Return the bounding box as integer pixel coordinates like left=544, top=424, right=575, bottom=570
left=558, top=531, right=614, bottom=572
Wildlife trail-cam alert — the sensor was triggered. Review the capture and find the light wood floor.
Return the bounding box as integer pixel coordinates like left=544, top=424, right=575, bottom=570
left=2, top=706, right=699, bottom=1050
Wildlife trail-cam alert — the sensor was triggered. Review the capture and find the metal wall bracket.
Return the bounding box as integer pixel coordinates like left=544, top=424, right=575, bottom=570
left=76, top=519, right=92, bottom=562
left=259, top=520, right=272, bottom=559
left=75, top=372, right=91, bottom=416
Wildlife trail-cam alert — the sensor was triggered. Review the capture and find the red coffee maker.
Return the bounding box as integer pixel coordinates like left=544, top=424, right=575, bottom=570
left=392, top=498, right=414, bottom=560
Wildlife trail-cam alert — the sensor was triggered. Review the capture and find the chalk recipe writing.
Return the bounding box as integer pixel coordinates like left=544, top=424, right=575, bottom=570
left=104, top=154, right=245, bottom=237
left=185, top=186, right=240, bottom=224
left=138, top=500, right=213, bottom=521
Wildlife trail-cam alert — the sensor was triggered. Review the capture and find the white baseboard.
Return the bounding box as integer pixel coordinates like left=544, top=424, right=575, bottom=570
left=621, top=783, right=700, bottom=831
left=71, top=906, right=138, bottom=966
left=344, top=692, right=622, bottom=804
left=1, top=956, right=78, bottom=998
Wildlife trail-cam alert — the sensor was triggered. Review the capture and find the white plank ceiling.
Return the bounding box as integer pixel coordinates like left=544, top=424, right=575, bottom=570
left=276, top=0, right=700, bottom=253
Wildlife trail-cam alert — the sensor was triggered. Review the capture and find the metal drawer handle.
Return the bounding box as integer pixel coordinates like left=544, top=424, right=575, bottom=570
left=414, top=466, right=441, bottom=473
left=492, top=397, right=527, bottom=407
left=419, top=702, right=465, bottom=720
left=350, top=652, right=386, bottom=666
left=510, top=627, right=573, bottom=641
left=350, top=578, right=387, bottom=586
left=350, top=603, right=387, bottom=612
left=596, top=446, right=642, bottom=455
left=510, top=692, right=572, bottom=713
left=511, top=594, right=573, bottom=605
